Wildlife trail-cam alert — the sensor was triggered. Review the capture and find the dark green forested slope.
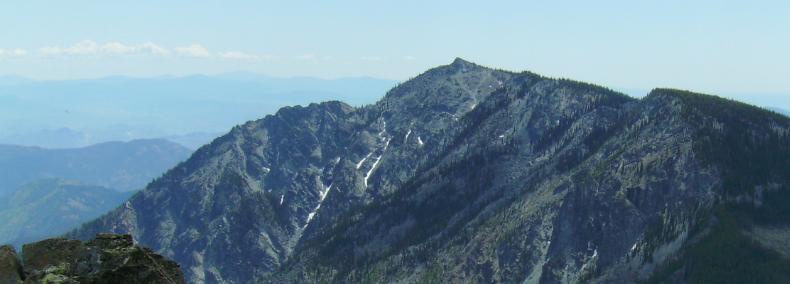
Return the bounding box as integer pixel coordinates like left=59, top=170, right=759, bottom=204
left=642, top=89, right=790, bottom=284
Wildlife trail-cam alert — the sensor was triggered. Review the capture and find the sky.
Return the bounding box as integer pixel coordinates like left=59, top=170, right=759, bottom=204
left=1, top=0, right=789, bottom=96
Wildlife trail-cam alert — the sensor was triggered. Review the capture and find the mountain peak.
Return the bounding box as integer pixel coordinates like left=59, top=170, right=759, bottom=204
left=452, top=57, right=469, bottom=64
left=67, top=61, right=790, bottom=284
left=450, top=57, right=474, bottom=67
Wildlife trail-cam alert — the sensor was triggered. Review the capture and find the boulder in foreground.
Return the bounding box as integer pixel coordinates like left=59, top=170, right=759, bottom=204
left=3, top=234, right=185, bottom=284
left=0, top=245, right=24, bottom=283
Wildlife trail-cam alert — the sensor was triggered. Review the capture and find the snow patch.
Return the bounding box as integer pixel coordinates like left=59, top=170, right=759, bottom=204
left=263, top=167, right=270, bottom=172
left=356, top=152, right=373, bottom=169
left=378, top=120, right=387, bottom=136
left=405, top=129, right=412, bottom=141
left=320, top=183, right=332, bottom=201
left=471, top=103, right=477, bottom=109
left=280, top=195, right=284, bottom=205
left=364, top=156, right=381, bottom=188
left=363, top=138, right=391, bottom=188
left=631, top=243, right=637, bottom=252
left=417, top=136, right=424, bottom=145
left=305, top=210, right=318, bottom=228
left=304, top=182, right=333, bottom=228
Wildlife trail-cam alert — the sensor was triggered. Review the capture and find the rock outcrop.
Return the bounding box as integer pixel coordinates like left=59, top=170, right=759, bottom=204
left=0, top=234, right=184, bottom=284
left=0, top=245, right=24, bottom=283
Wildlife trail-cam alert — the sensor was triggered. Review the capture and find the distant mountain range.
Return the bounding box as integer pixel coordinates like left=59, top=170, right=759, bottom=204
left=160, top=131, right=226, bottom=150
left=0, top=139, right=191, bottom=197
left=767, top=107, right=790, bottom=117
left=0, top=75, right=36, bottom=86
left=0, top=125, right=223, bottom=150
left=0, top=73, right=399, bottom=149
left=0, top=178, right=134, bottom=249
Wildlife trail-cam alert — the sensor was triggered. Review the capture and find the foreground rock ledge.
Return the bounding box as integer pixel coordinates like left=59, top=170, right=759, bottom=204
left=1, top=233, right=184, bottom=284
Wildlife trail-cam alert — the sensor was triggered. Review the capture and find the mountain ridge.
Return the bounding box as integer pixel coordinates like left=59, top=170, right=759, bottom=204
left=0, top=138, right=192, bottom=197
left=69, top=58, right=790, bottom=283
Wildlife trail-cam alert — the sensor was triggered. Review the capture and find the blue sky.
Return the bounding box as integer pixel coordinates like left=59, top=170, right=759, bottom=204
left=1, top=1, right=789, bottom=95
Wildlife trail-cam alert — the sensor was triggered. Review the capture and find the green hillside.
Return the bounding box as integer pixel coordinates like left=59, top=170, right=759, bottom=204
left=0, top=178, right=134, bottom=249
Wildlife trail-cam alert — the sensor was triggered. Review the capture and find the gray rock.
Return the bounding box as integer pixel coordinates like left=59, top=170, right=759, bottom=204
left=20, top=234, right=184, bottom=284
left=22, top=238, right=82, bottom=275
left=0, top=245, right=23, bottom=283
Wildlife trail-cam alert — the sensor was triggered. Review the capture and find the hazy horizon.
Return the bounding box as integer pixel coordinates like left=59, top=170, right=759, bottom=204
left=0, top=71, right=399, bottom=82
left=2, top=2, right=789, bottom=96
left=3, top=1, right=790, bottom=149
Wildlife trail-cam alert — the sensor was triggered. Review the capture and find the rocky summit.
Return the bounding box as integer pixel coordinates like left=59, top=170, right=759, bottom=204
left=69, top=58, right=790, bottom=283
left=0, top=234, right=185, bottom=283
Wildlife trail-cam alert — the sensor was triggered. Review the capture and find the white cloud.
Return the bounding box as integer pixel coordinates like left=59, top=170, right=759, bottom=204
left=101, top=42, right=135, bottom=54
left=323, top=56, right=333, bottom=60
left=0, top=48, right=28, bottom=57
left=37, top=46, right=64, bottom=56
left=12, top=48, right=28, bottom=56
left=174, top=44, right=211, bottom=57
left=37, top=40, right=171, bottom=56
left=361, top=56, right=382, bottom=61
left=137, top=42, right=171, bottom=55
left=218, top=51, right=277, bottom=60
left=22, top=40, right=288, bottom=62
left=403, top=56, right=416, bottom=60
left=294, top=54, right=315, bottom=60
left=62, top=40, right=98, bottom=55
left=219, top=51, right=253, bottom=59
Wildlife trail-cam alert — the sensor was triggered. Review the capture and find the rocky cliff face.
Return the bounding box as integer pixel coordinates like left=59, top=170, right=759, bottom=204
left=0, top=234, right=184, bottom=283
left=69, top=58, right=790, bottom=283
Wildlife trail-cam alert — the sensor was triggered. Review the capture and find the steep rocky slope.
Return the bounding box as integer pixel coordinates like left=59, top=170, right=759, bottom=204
left=70, top=59, right=790, bottom=283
